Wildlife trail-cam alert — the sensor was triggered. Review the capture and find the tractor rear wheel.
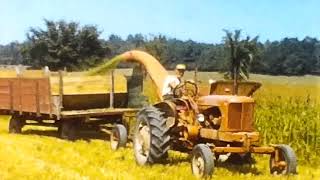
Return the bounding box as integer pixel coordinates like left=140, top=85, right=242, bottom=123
left=269, top=145, right=297, bottom=175
left=110, top=124, right=127, bottom=150
left=191, top=144, right=214, bottom=178
left=9, top=116, right=24, bottom=134
left=133, top=106, right=170, bottom=165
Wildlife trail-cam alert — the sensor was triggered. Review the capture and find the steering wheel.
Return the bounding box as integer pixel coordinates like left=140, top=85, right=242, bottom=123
left=173, top=80, right=198, bottom=98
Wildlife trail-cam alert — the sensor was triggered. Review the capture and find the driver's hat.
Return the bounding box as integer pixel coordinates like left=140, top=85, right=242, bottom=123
left=176, top=64, right=186, bottom=70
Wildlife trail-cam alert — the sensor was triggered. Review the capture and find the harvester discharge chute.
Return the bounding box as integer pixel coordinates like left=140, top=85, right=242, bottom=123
left=88, top=50, right=168, bottom=101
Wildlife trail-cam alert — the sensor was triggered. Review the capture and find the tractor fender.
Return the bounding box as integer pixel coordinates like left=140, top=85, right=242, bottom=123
left=154, top=101, right=177, bottom=118
left=154, top=101, right=177, bottom=128
left=154, top=101, right=178, bottom=128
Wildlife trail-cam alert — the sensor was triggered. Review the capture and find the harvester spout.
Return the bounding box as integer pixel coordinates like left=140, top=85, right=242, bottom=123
left=119, top=50, right=168, bottom=97
left=89, top=50, right=169, bottom=100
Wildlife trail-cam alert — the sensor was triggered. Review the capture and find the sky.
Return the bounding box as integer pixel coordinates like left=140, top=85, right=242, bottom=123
left=0, top=0, right=319, bottom=45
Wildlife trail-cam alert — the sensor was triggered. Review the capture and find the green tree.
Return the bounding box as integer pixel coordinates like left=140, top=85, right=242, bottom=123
left=144, top=35, right=169, bottom=64
left=0, top=42, right=23, bottom=64
left=127, top=34, right=145, bottom=48
left=223, top=30, right=259, bottom=94
left=21, top=19, right=108, bottom=70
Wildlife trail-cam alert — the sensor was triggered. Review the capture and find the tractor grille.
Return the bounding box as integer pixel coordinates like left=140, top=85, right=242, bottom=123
left=228, top=103, right=254, bottom=131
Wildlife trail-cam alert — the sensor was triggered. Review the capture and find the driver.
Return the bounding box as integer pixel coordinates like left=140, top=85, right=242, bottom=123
left=162, top=64, right=186, bottom=100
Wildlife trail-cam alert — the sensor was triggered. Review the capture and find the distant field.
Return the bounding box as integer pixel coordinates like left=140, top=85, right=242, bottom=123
left=0, top=72, right=319, bottom=179
left=181, top=71, right=320, bottom=99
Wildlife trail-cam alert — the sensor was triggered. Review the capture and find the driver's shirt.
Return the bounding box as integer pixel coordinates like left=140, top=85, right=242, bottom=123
left=162, top=75, right=181, bottom=96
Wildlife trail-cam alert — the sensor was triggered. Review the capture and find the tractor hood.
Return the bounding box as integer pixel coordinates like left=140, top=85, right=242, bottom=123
left=197, top=95, right=255, bottom=107
left=209, top=80, right=261, bottom=96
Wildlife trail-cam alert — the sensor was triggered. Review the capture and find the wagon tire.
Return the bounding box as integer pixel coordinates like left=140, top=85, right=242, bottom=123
left=191, top=144, right=214, bottom=178
left=60, top=120, right=77, bottom=141
left=57, top=124, right=62, bottom=136
left=110, top=124, right=127, bottom=150
left=9, top=116, right=24, bottom=134
left=133, top=106, right=170, bottom=165
left=269, top=144, right=297, bottom=175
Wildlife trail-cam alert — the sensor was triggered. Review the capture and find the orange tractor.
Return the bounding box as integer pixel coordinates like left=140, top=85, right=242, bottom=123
left=89, top=50, right=297, bottom=177
left=133, top=80, right=297, bottom=177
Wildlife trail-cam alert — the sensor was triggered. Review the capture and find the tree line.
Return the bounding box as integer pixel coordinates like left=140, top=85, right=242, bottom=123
left=0, top=20, right=319, bottom=76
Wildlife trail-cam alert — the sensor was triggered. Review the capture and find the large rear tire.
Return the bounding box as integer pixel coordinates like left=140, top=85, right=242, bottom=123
left=269, top=144, right=297, bottom=175
left=133, top=106, right=170, bottom=165
left=191, top=144, right=215, bottom=178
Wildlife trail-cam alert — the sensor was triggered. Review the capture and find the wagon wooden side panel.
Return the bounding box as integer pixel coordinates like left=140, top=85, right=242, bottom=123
left=0, top=79, right=12, bottom=110
left=0, top=77, right=52, bottom=115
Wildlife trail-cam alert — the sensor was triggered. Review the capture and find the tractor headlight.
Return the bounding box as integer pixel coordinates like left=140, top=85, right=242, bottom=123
left=196, top=114, right=205, bottom=122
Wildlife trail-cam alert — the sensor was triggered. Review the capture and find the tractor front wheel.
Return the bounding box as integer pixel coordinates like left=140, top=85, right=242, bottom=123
left=269, top=144, right=297, bottom=175
left=133, top=106, right=170, bottom=165
left=110, top=124, right=127, bottom=150
left=191, top=144, right=215, bottom=178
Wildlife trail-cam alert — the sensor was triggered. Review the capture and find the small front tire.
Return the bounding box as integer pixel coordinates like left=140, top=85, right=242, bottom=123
left=110, top=124, right=127, bottom=150
left=191, top=144, right=214, bottom=178
left=269, top=144, right=297, bottom=175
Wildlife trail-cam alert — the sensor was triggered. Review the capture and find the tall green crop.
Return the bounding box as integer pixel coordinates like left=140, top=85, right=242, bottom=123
left=255, top=95, right=320, bottom=165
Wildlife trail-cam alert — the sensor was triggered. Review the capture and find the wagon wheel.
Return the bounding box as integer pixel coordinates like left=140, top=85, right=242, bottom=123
left=133, top=106, right=170, bottom=165
left=57, top=124, right=62, bottom=136
left=60, top=120, right=77, bottom=141
left=269, top=145, right=297, bottom=175
left=9, top=116, right=24, bottom=134
left=110, top=124, right=127, bottom=150
left=191, top=144, right=215, bottom=178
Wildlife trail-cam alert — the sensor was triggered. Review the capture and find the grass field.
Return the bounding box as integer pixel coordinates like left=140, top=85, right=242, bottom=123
left=0, top=117, right=319, bottom=180
left=0, top=72, right=319, bottom=179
